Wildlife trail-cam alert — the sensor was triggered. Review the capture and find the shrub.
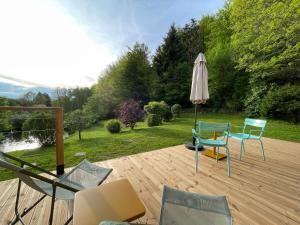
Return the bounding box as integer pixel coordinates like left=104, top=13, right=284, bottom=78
left=163, top=110, right=173, bottom=122
left=260, top=85, right=300, bottom=123
left=22, top=112, right=55, bottom=146
left=105, top=119, right=121, bottom=133
left=117, top=99, right=144, bottom=129
left=144, top=101, right=169, bottom=123
left=171, top=104, right=182, bottom=119
left=147, top=114, right=161, bottom=127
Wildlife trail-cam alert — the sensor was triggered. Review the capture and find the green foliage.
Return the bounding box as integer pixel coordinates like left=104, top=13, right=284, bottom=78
left=85, top=43, right=154, bottom=118
left=171, top=104, right=182, bottom=118
left=147, top=114, right=161, bottom=127
left=52, top=87, right=92, bottom=113
left=33, top=92, right=51, bottom=106
left=261, top=85, right=300, bottom=123
left=22, top=112, right=55, bottom=146
left=163, top=110, right=173, bottom=122
left=10, top=113, right=29, bottom=131
left=0, top=97, right=11, bottom=141
left=144, top=101, right=168, bottom=122
left=231, top=0, right=300, bottom=116
left=152, top=22, right=201, bottom=106
left=105, top=119, right=121, bottom=133
left=65, top=110, right=94, bottom=140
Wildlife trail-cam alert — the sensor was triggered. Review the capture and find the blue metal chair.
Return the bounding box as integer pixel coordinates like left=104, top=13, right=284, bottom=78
left=192, top=121, right=231, bottom=176
left=228, top=118, right=267, bottom=160
left=100, top=186, right=233, bottom=225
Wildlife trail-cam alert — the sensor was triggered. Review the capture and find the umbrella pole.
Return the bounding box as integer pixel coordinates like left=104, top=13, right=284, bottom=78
left=194, top=104, right=198, bottom=129
left=193, top=104, right=198, bottom=146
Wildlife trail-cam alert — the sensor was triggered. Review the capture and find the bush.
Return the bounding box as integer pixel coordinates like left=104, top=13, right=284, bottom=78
left=147, top=114, right=161, bottom=127
left=260, top=85, right=300, bottom=123
left=163, top=110, right=173, bottom=122
left=22, top=112, right=55, bottom=146
left=144, top=101, right=169, bottom=123
left=171, top=104, right=182, bottom=119
left=117, top=99, right=144, bottom=130
left=105, top=119, right=121, bottom=133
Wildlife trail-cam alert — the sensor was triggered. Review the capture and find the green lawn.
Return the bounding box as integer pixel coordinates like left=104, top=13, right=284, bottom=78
left=1, top=112, right=299, bottom=181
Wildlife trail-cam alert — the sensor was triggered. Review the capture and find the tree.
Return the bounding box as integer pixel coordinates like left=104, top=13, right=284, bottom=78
left=52, top=88, right=73, bottom=112
left=19, top=91, right=36, bottom=106
left=231, top=0, right=300, bottom=116
left=65, top=110, right=94, bottom=140
left=117, top=100, right=144, bottom=130
left=22, top=112, right=55, bottom=146
left=34, top=92, right=51, bottom=106
left=0, top=97, right=11, bottom=141
left=85, top=43, right=154, bottom=118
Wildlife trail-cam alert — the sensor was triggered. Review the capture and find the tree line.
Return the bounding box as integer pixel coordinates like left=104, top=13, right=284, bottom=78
left=86, top=0, right=299, bottom=122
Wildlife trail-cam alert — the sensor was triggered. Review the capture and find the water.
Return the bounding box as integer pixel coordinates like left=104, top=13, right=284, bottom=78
left=0, top=136, right=41, bottom=153
left=0, top=132, right=69, bottom=153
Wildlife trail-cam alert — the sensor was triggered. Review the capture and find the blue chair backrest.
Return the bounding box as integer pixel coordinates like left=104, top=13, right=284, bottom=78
left=198, top=121, right=231, bottom=134
left=243, top=118, right=267, bottom=137
left=159, top=186, right=233, bottom=225
left=244, top=118, right=267, bottom=128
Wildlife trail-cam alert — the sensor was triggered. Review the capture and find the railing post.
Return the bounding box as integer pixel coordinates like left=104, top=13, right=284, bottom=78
left=55, top=108, right=64, bottom=175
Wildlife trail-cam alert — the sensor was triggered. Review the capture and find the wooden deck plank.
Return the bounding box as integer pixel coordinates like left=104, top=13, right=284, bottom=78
left=0, top=137, right=299, bottom=225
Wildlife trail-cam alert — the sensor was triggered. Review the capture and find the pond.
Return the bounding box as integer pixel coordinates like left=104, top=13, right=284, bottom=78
left=0, top=132, right=69, bottom=153
left=0, top=136, right=41, bottom=153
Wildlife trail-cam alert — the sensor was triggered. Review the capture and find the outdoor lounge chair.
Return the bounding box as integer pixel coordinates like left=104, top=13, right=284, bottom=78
left=192, top=121, right=231, bottom=176
left=228, top=118, right=266, bottom=160
left=100, top=185, right=233, bottom=225
left=0, top=152, right=112, bottom=225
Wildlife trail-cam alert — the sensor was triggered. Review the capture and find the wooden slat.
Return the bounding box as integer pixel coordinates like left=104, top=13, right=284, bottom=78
left=0, top=137, right=299, bottom=225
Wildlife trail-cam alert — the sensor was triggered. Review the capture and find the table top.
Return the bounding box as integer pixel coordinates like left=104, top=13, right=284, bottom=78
left=73, top=179, right=146, bottom=225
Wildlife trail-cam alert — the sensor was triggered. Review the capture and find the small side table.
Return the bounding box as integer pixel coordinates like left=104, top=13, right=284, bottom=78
left=73, top=179, right=146, bottom=225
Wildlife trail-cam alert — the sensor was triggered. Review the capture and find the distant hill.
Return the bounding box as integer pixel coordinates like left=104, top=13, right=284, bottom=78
left=0, top=82, right=54, bottom=99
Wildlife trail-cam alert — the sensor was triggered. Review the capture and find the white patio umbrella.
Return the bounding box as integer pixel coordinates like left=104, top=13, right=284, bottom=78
left=186, top=52, right=209, bottom=150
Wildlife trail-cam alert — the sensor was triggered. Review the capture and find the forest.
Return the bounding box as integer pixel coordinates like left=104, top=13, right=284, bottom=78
left=85, top=0, right=299, bottom=122
left=0, top=0, right=299, bottom=142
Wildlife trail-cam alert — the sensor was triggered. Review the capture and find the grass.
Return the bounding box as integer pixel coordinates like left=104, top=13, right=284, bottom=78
left=1, top=112, right=299, bottom=181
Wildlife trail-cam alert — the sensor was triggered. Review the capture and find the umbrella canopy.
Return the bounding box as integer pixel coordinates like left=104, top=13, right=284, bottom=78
left=190, top=53, right=209, bottom=104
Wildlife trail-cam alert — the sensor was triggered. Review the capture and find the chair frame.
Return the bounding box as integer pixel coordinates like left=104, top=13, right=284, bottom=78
left=229, top=118, right=266, bottom=160
left=192, top=121, right=231, bottom=176
left=0, top=152, right=112, bottom=225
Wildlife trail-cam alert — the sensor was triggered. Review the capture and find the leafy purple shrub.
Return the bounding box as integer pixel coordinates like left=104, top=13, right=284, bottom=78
left=117, top=99, right=144, bottom=129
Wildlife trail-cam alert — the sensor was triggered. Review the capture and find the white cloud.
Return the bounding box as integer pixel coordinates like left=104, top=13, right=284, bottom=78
left=0, top=0, right=116, bottom=88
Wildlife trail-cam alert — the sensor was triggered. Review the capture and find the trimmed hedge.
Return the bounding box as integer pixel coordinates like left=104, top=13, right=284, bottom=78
left=147, top=114, right=161, bottom=127
left=105, top=119, right=121, bottom=133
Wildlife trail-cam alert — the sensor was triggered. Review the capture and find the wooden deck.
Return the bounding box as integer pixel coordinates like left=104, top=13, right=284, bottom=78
left=0, top=137, right=300, bottom=225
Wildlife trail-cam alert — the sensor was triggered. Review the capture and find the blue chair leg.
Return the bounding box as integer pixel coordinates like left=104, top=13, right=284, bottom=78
left=242, top=140, right=245, bottom=153
left=259, top=139, right=265, bottom=161
left=195, top=144, right=199, bottom=173
left=225, top=146, right=230, bottom=177
left=239, top=140, right=244, bottom=160
left=216, top=147, right=219, bottom=162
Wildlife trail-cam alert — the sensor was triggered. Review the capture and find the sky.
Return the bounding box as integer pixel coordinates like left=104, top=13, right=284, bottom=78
left=0, top=0, right=225, bottom=95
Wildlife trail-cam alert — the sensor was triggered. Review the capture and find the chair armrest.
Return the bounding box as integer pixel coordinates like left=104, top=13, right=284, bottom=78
left=20, top=169, right=79, bottom=193
left=3, top=153, right=58, bottom=178
left=249, top=129, right=263, bottom=136
left=232, top=125, right=244, bottom=131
